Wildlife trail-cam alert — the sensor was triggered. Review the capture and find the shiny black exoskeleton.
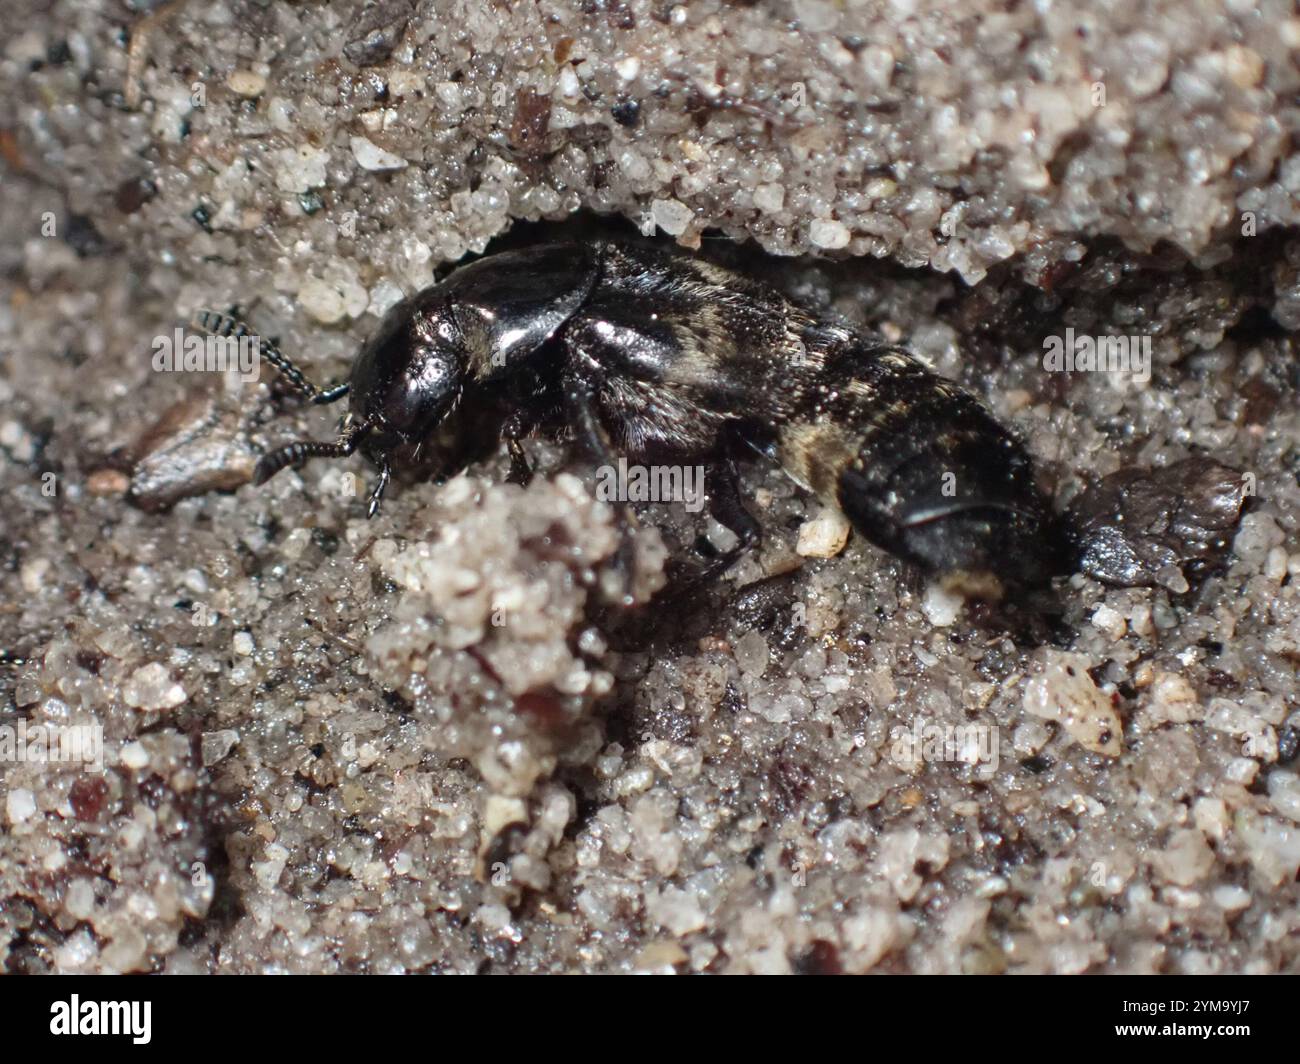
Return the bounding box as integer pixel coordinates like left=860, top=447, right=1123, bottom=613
left=205, top=241, right=1067, bottom=597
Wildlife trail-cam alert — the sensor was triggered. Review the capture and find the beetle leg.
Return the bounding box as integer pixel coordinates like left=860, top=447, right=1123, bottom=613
left=694, top=456, right=760, bottom=581
left=505, top=437, right=532, bottom=485
left=654, top=458, right=760, bottom=603
left=501, top=408, right=538, bottom=485
left=366, top=460, right=391, bottom=519
left=563, top=380, right=641, bottom=603
left=562, top=381, right=617, bottom=465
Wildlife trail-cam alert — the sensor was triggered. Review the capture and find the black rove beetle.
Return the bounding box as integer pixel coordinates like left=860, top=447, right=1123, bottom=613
left=198, top=241, right=1068, bottom=599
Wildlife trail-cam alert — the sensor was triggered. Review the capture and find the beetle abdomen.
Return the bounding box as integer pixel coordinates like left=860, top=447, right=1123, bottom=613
left=777, top=345, right=1063, bottom=595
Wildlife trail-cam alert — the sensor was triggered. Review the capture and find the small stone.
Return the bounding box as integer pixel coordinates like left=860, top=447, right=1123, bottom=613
left=298, top=277, right=348, bottom=323
left=252, top=843, right=290, bottom=890
left=1211, top=884, right=1251, bottom=912
left=1236, top=811, right=1300, bottom=887
left=389, top=70, right=425, bottom=97
left=1265, top=546, right=1288, bottom=582
left=434, top=81, right=463, bottom=109
left=809, top=218, right=851, bottom=249
left=101, top=925, right=148, bottom=972
left=86, top=468, right=130, bottom=496
left=1193, top=796, right=1230, bottom=840
left=274, top=146, right=329, bottom=193
left=52, top=930, right=98, bottom=972
left=651, top=198, right=694, bottom=237
left=126, top=394, right=256, bottom=513
left=1267, top=771, right=1300, bottom=824
left=360, top=107, right=397, bottom=133
left=113, top=175, right=158, bottom=214
left=64, top=878, right=95, bottom=920
left=620, top=148, right=652, bottom=182
left=367, top=279, right=406, bottom=317
left=350, top=135, right=407, bottom=172
left=1071, top=458, right=1246, bottom=588
left=557, top=66, right=580, bottom=99
left=610, top=99, right=640, bottom=127
left=796, top=507, right=851, bottom=557
left=20, top=557, right=50, bottom=593
left=1152, top=828, right=1214, bottom=886
left=120, top=742, right=150, bottom=770
left=123, top=662, right=187, bottom=711
left=483, top=795, right=528, bottom=838
left=226, top=69, right=266, bottom=97
left=1090, top=603, right=1126, bottom=640
left=753, top=183, right=785, bottom=213
left=281, top=526, right=312, bottom=561
left=1023, top=651, right=1123, bottom=756
left=865, top=177, right=898, bottom=200
left=343, top=0, right=413, bottom=66
left=634, top=940, right=688, bottom=970
left=922, top=583, right=963, bottom=627
left=1147, top=671, right=1203, bottom=724
left=734, top=629, right=769, bottom=676
left=1221, top=45, right=1263, bottom=89
left=647, top=886, right=706, bottom=936
left=6, top=788, right=36, bottom=824
left=201, top=729, right=240, bottom=767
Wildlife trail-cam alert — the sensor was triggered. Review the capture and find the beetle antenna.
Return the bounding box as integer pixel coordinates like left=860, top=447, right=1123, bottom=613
left=191, top=310, right=349, bottom=405
left=254, top=421, right=371, bottom=485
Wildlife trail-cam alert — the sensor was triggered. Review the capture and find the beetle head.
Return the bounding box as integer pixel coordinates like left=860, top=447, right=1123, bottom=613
left=348, top=290, right=467, bottom=453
